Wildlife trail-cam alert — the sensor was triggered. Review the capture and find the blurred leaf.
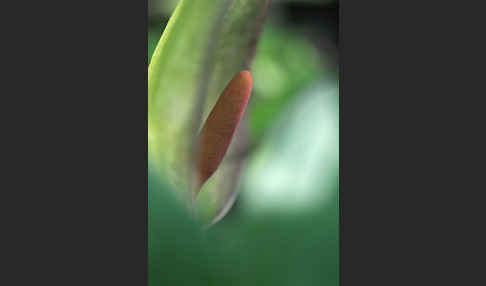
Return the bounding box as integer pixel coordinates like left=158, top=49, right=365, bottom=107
left=148, top=164, right=212, bottom=285
left=249, top=26, right=322, bottom=142
left=148, top=0, right=270, bottom=222
left=149, top=162, right=338, bottom=286
left=206, top=192, right=339, bottom=286
left=148, top=0, right=179, bottom=20
left=242, top=78, right=339, bottom=214
left=148, top=27, right=162, bottom=64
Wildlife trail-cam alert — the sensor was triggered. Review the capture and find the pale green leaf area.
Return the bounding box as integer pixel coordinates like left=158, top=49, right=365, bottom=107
left=148, top=0, right=270, bottom=223
left=242, top=78, right=339, bottom=216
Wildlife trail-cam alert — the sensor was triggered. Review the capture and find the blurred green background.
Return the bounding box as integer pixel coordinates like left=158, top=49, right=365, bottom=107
left=149, top=1, right=339, bottom=285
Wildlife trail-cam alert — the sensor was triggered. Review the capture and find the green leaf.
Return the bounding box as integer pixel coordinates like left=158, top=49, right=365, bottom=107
left=148, top=164, right=212, bottom=285
left=148, top=0, right=270, bottom=222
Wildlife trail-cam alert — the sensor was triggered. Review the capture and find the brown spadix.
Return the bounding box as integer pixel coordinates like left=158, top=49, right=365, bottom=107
left=196, top=70, right=253, bottom=191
